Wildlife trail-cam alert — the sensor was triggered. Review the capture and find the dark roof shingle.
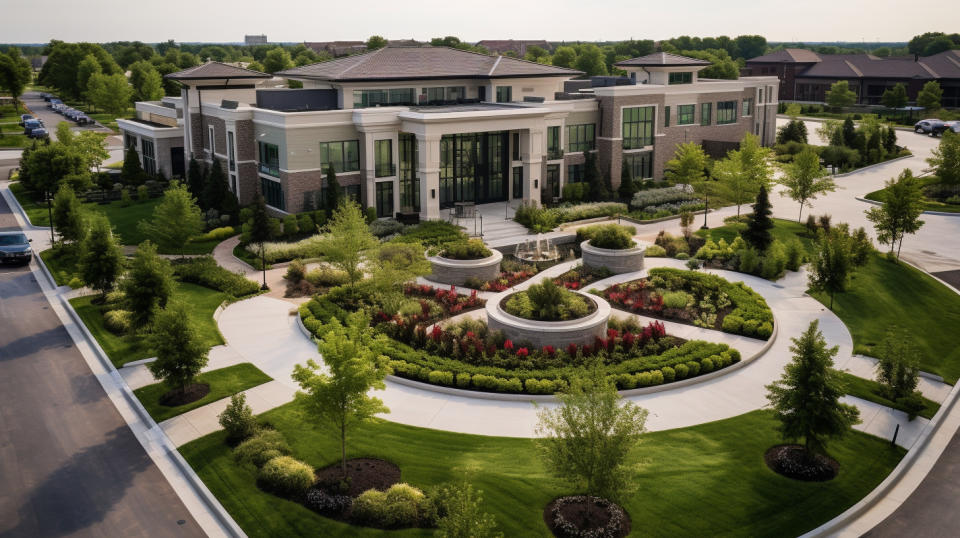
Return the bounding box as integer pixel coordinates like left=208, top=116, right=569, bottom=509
left=746, top=49, right=822, bottom=64
left=165, top=61, right=271, bottom=81
left=615, top=52, right=711, bottom=67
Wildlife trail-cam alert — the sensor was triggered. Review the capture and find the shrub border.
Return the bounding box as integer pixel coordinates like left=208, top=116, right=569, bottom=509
left=296, top=305, right=778, bottom=403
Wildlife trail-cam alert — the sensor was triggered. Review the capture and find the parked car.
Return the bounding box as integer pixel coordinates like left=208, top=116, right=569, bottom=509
left=0, top=232, right=33, bottom=265
left=74, top=114, right=92, bottom=125
left=47, top=98, right=63, bottom=109
left=22, top=119, right=44, bottom=136
left=914, top=119, right=945, bottom=134
left=18, top=114, right=33, bottom=126
left=931, top=121, right=960, bottom=136
left=28, top=127, right=49, bottom=139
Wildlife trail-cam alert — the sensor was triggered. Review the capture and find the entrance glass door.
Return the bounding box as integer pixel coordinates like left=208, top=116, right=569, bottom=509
left=439, top=132, right=508, bottom=209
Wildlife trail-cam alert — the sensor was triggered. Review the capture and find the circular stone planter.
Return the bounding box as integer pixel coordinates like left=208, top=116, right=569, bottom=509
left=486, top=290, right=611, bottom=349
left=581, top=240, right=646, bottom=274
left=428, top=249, right=503, bottom=286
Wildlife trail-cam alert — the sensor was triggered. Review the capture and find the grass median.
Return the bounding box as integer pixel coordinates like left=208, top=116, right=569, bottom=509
left=134, top=363, right=272, bottom=423
left=841, top=372, right=940, bottom=420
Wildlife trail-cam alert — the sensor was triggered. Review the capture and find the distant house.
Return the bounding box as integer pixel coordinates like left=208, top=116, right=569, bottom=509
left=476, top=40, right=552, bottom=57
left=744, top=48, right=960, bottom=107
left=245, top=35, right=268, bottom=46
left=304, top=41, right=368, bottom=57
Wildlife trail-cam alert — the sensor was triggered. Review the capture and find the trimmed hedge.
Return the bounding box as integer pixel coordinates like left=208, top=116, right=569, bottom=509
left=173, top=256, right=260, bottom=297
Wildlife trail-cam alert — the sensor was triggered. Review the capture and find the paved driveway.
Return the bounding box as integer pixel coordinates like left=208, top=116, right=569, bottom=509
left=0, top=163, right=202, bottom=537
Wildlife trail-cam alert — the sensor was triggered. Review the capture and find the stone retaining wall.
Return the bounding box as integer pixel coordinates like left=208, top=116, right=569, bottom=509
left=428, top=250, right=503, bottom=286
left=486, top=291, right=611, bottom=348
left=581, top=240, right=646, bottom=274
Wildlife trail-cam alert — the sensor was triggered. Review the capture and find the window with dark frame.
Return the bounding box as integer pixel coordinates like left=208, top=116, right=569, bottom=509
left=375, top=181, right=393, bottom=218
left=512, top=166, right=523, bottom=199
left=141, top=139, right=156, bottom=176
left=258, top=141, right=280, bottom=176
left=566, top=123, right=595, bottom=153
left=353, top=88, right=416, bottom=108
left=668, top=72, right=693, bottom=85
left=678, top=104, right=695, bottom=125
left=398, top=133, right=419, bottom=212
left=227, top=131, right=235, bottom=171
left=567, top=163, right=586, bottom=183
left=496, top=86, right=512, bottom=103
left=622, top=151, right=652, bottom=181
left=319, top=140, right=360, bottom=173
left=375, top=139, right=394, bottom=177
left=623, top=106, right=654, bottom=149
left=717, top=101, right=737, bottom=124
left=512, top=132, right=520, bottom=161
left=547, top=126, right=562, bottom=159
left=260, top=177, right=284, bottom=210
left=742, top=97, right=754, bottom=116
left=701, top=102, right=712, bottom=126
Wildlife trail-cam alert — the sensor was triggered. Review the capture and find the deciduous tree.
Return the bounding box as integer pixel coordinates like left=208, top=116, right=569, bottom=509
left=138, top=180, right=204, bottom=257
left=881, top=83, right=908, bottom=109
left=148, top=301, right=209, bottom=397
left=434, top=481, right=502, bottom=538
left=917, top=81, right=943, bottom=110
left=321, top=200, right=379, bottom=290
left=808, top=227, right=853, bottom=309
left=248, top=193, right=274, bottom=289
left=665, top=142, right=710, bottom=227
left=291, top=311, right=390, bottom=476
left=79, top=213, right=124, bottom=297
left=927, top=131, right=960, bottom=188
left=86, top=72, right=133, bottom=116
left=875, top=326, right=920, bottom=401
left=365, top=35, right=387, bottom=50
left=825, top=80, right=857, bottom=109
left=0, top=48, right=32, bottom=112
left=779, top=148, right=834, bottom=222
left=122, top=240, right=175, bottom=328
left=865, top=169, right=925, bottom=259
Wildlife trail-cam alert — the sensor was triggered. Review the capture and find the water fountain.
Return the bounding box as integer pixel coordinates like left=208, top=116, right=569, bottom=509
left=515, top=233, right=561, bottom=264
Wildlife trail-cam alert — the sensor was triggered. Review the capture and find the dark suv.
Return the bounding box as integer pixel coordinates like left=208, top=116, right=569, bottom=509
left=914, top=119, right=945, bottom=134
left=0, top=232, right=33, bottom=265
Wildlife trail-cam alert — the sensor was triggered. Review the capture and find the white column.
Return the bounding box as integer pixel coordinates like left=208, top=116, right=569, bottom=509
left=416, top=133, right=441, bottom=220
left=361, top=132, right=377, bottom=210
left=521, top=128, right=543, bottom=206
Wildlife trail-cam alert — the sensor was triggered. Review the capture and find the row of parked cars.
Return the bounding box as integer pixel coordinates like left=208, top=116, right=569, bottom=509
left=42, top=93, right=93, bottom=126
left=18, top=114, right=47, bottom=139
left=914, top=119, right=960, bottom=136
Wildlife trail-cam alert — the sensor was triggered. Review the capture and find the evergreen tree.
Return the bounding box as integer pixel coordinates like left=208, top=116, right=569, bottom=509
left=883, top=127, right=898, bottom=155
left=841, top=117, right=856, bottom=148
left=743, top=186, right=774, bottom=252
left=138, top=180, right=205, bottom=257
left=121, top=146, right=146, bottom=185
left=617, top=164, right=637, bottom=201
left=52, top=184, right=87, bottom=247
left=187, top=157, right=205, bottom=203
left=808, top=227, right=853, bottom=310
left=122, top=240, right=175, bottom=328
left=324, top=163, right=343, bottom=210
left=249, top=193, right=274, bottom=289
left=766, top=320, right=860, bottom=457
left=79, top=214, right=124, bottom=298
left=875, top=326, right=920, bottom=401
left=203, top=159, right=229, bottom=212
left=292, top=311, right=390, bottom=476
left=148, top=301, right=209, bottom=397
left=584, top=151, right=606, bottom=201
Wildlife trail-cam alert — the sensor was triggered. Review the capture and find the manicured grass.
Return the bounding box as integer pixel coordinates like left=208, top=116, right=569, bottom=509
left=697, top=217, right=818, bottom=255
left=134, top=363, right=272, bottom=423
left=810, top=253, right=960, bottom=384
left=841, top=372, right=940, bottom=420
left=39, top=247, right=87, bottom=288
left=181, top=403, right=903, bottom=538
left=9, top=181, right=51, bottom=226
left=0, top=133, right=32, bottom=148
left=70, top=281, right=227, bottom=366
left=865, top=177, right=960, bottom=214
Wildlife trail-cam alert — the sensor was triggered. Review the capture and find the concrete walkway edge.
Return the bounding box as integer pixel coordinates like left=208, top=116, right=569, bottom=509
left=855, top=195, right=960, bottom=217
left=32, top=253, right=245, bottom=538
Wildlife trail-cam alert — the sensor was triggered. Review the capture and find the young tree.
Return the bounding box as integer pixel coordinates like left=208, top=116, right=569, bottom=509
left=779, top=148, right=835, bottom=222
left=881, top=83, right=908, bottom=109
left=366, top=242, right=432, bottom=312
left=20, top=143, right=91, bottom=244
left=917, top=81, right=943, bottom=110
left=883, top=126, right=898, bottom=155
left=536, top=364, right=648, bottom=501
left=218, top=393, right=259, bottom=443
left=825, top=80, right=857, bottom=109
left=324, top=163, right=344, bottom=211
left=148, top=301, right=210, bottom=398
left=0, top=48, right=33, bottom=112
left=203, top=158, right=229, bottom=211
left=743, top=186, right=774, bottom=252
left=766, top=321, right=860, bottom=458
left=875, top=326, right=920, bottom=401
left=121, top=146, right=147, bottom=185
left=927, top=131, right=960, bottom=188
left=865, top=169, right=925, bottom=259
left=321, top=200, right=379, bottom=290
left=129, top=60, right=164, bottom=101
left=52, top=184, right=87, bottom=247
left=122, top=240, right=175, bottom=328
left=79, top=214, right=124, bottom=298
left=262, top=47, right=293, bottom=73
left=55, top=121, right=75, bottom=145
left=72, top=131, right=110, bottom=173
left=665, top=142, right=710, bottom=227
left=435, top=481, right=502, bottom=538
left=807, top=227, right=853, bottom=309
left=76, top=54, right=102, bottom=104
left=365, top=35, right=387, bottom=50
left=738, top=133, right=774, bottom=191
left=138, top=180, right=205, bottom=257
left=291, top=311, right=390, bottom=476
left=248, top=193, right=275, bottom=289
left=86, top=72, right=133, bottom=115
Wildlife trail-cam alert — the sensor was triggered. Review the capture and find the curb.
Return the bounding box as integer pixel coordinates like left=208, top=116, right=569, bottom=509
left=1, top=181, right=48, bottom=231
left=294, top=292, right=780, bottom=403
left=855, top=196, right=960, bottom=217
left=832, top=153, right=915, bottom=178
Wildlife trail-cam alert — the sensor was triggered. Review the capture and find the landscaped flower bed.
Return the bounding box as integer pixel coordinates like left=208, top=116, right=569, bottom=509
left=427, top=240, right=503, bottom=286
left=503, top=280, right=596, bottom=322
left=578, top=223, right=646, bottom=274
left=464, top=259, right=539, bottom=292
left=602, top=268, right=774, bottom=339
left=552, top=264, right=610, bottom=291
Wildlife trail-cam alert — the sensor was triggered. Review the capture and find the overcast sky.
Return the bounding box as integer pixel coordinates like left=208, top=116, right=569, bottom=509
left=3, top=0, right=958, bottom=44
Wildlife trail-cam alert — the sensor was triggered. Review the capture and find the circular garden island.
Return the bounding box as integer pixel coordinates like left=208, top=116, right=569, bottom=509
left=300, top=264, right=774, bottom=396
left=578, top=223, right=647, bottom=275
left=487, top=279, right=609, bottom=348
left=427, top=238, right=503, bottom=286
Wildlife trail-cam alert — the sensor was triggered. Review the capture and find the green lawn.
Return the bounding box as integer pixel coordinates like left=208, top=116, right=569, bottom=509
left=134, top=363, right=272, bottom=423
left=697, top=218, right=818, bottom=255
left=9, top=181, right=50, bottom=226
left=841, top=372, right=940, bottom=420
left=70, top=281, right=227, bottom=366
left=39, top=248, right=87, bottom=288
left=865, top=177, right=960, bottom=214
left=181, top=403, right=903, bottom=538
left=809, top=253, right=960, bottom=384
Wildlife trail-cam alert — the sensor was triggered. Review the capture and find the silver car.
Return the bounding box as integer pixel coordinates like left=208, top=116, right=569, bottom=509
left=0, top=232, right=33, bottom=265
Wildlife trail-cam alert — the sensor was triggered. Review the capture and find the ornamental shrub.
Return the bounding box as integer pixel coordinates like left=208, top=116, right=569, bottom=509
left=257, top=455, right=314, bottom=496
left=675, top=252, right=690, bottom=260
left=305, top=266, right=350, bottom=288
left=441, top=239, right=492, bottom=260
left=103, top=309, right=132, bottom=334
left=743, top=319, right=760, bottom=336
left=352, top=483, right=428, bottom=528
left=662, top=290, right=692, bottom=309
left=219, top=393, right=259, bottom=443
left=760, top=240, right=788, bottom=279
left=645, top=244, right=667, bottom=257
left=305, top=488, right=352, bottom=515
left=191, top=226, right=236, bottom=243
left=235, top=430, right=292, bottom=467
left=738, top=247, right=761, bottom=274
left=370, top=218, right=404, bottom=238
left=756, top=321, right=774, bottom=339
left=285, top=259, right=306, bottom=283
left=686, top=361, right=701, bottom=377
left=662, top=366, right=676, bottom=382
left=586, top=224, right=635, bottom=250
left=173, top=256, right=259, bottom=297
left=282, top=214, right=300, bottom=237
left=576, top=223, right=636, bottom=244
left=701, top=357, right=715, bottom=373
left=674, top=363, right=689, bottom=379
left=456, top=373, right=471, bottom=388
left=297, top=213, right=316, bottom=235
left=785, top=238, right=805, bottom=271
left=428, top=370, right=455, bottom=386
left=722, top=314, right=744, bottom=333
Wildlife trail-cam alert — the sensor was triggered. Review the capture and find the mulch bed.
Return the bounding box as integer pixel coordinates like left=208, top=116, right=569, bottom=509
left=544, top=495, right=631, bottom=538
left=315, top=458, right=401, bottom=497
left=764, top=444, right=839, bottom=482
left=159, top=383, right=210, bottom=407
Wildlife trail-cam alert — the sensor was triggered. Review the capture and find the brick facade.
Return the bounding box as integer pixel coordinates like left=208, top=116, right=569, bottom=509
left=280, top=170, right=363, bottom=214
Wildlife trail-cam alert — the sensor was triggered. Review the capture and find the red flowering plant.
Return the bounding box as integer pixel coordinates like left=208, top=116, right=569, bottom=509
left=503, top=339, right=514, bottom=351
left=553, top=265, right=609, bottom=291
left=516, top=347, right=529, bottom=358
left=543, top=345, right=556, bottom=357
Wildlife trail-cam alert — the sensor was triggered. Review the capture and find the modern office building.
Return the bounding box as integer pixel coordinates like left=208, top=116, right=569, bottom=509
left=744, top=48, right=960, bottom=107
left=244, top=34, right=268, bottom=46
left=118, top=47, right=777, bottom=220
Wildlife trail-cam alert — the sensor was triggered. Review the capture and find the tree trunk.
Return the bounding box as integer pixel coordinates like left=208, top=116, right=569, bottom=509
left=701, top=193, right=709, bottom=229
left=260, top=243, right=268, bottom=290
left=829, top=291, right=834, bottom=310
left=47, top=192, right=55, bottom=246
left=340, top=422, right=347, bottom=477
left=897, top=236, right=904, bottom=260
left=736, top=202, right=741, bottom=218
left=797, top=203, right=804, bottom=223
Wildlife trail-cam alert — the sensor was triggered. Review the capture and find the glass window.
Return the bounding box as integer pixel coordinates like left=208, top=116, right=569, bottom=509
left=227, top=131, right=235, bottom=171
left=623, top=106, right=654, bottom=149
left=547, top=126, right=562, bottom=160
left=543, top=164, right=561, bottom=203
left=375, top=181, right=393, bottom=218
left=398, top=133, right=419, bottom=212
left=496, top=86, right=512, bottom=103
left=208, top=126, right=215, bottom=153
left=742, top=97, right=754, bottom=116
left=261, top=177, right=284, bottom=210
left=759, top=88, right=764, bottom=104
left=353, top=88, right=415, bottom=108
left=623, top=151, right=652, bottom=181
left=425, top=87, right=445, bottom=104
left=375, top=139, right=394, bottom=177
left=668, top=72, right=693, bottom=85
left=567, top=163, right=585, bottom=183
left=258, top=141, right=280, bottom=176
left=446, top=86, right=465, bottom=101
left=717, top=101, right=737, bottom=124
left=701, top=103, right=712, bottom=126
left=125, top=133, right=137, bottom=149
left=566, top=124, right=595, bottom=153
left=664, top=106, right=670, bottom=127
left=141, top=139, right=156, bottom=176
left=512, top=166, right=523, bottom=199
left=678, top=104, right=695, bottom=125
left=512, top=132, right=520, bottom=161
left=319, top=140, right=360, bottom=173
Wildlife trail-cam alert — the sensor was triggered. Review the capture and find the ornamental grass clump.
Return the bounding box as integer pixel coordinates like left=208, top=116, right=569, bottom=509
left=578, top=223, right=636, bottom=250
left=505, top=278, right=592, bottom=321
left=440, top=239, right=492, bottom=260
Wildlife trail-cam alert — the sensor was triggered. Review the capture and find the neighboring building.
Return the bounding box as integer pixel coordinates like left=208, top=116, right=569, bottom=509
left=744, top=48, right=960, bottom=107
left=476, top=40, right=553, bottom=57
left=119, top=48, right=777, bottom=222
left=304, top=41, right=368, bottom=57
left=245, top=35, right=268, bottom=46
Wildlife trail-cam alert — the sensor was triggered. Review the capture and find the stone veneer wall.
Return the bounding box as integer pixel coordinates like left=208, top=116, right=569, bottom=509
left=580, top=240, right=646, bottom=274
left=428, top=250, right=503, bottom=286
left=281, top=170, right=364, bottom=214
left=485, top=292, right=611, bottom=349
